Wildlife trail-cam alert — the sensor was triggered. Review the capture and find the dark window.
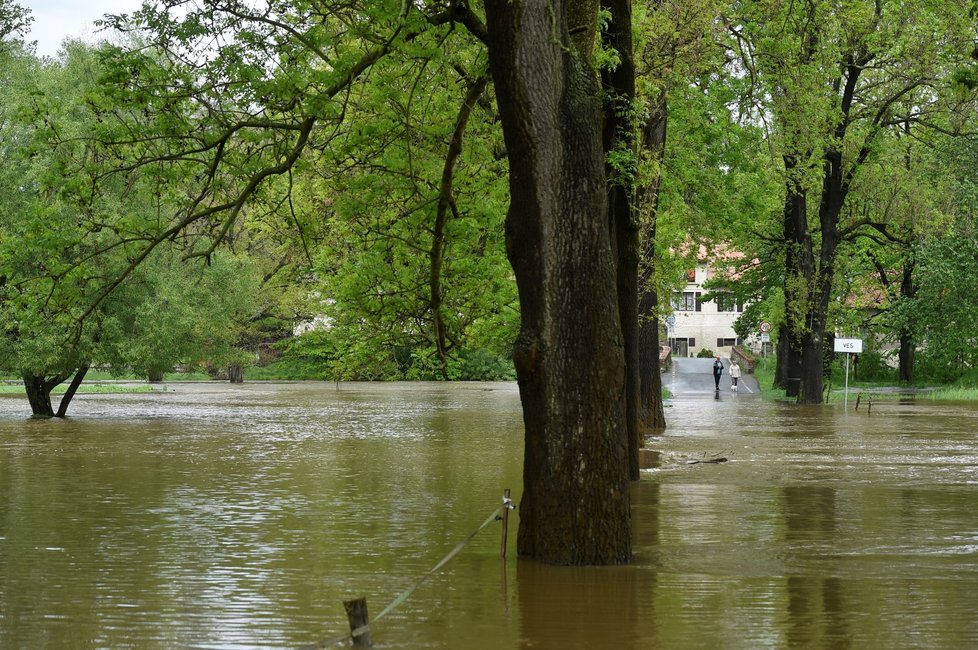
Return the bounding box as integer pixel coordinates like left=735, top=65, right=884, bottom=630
left=673, top=291, right=701, bottom=312
left=716, top=337, right=738, bottom=348
left=716, top=293, right=738, bottom=312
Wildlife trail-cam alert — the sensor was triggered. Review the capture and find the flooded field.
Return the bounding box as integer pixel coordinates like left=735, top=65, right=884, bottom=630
left=1, top=381, right=977, bottom=648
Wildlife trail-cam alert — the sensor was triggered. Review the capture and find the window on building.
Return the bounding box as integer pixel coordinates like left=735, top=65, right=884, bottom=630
left=672, top=291, right=701, bottom=312
left=716, top=293, right=742, bottom=312
left=716, top=337, right=738, bottom=348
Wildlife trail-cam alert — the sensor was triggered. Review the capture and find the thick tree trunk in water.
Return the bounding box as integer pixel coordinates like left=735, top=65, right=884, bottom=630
left=899, top=332, right=914, bottom=383
left=800, top=329, right=825, bottom=403
left=775, top=328, right=804, bottom=394
left=778, top=159, right=810, bottom=398
left=228, top=364, right=244, bottom=384
left=638, top=290, right=665, bottom=431
left=148, top=370, right=164, bottom=383
left=23, top=375, right=56, bottom=418
left=797, top=145, right=846, bottom=405
left=601, top=0, right=640, bottom=481
left=637, top=100, right=667, bottom=433
left=898, top=261, right=915, bottom=383
left=23, top=372, right=69, bottom=418
left=486, top=0, right=631, bottom=565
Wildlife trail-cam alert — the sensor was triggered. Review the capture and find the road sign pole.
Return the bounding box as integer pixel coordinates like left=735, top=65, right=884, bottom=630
left=844, top=352, right=850, bottom=410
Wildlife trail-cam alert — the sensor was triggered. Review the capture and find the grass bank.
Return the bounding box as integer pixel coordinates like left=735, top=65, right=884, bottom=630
left=747, top=355, right=978, bottom=402
left=0, top=382, right=159, bottom=395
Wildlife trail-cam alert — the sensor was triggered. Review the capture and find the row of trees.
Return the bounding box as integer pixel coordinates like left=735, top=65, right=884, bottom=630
left=2, top=0, right=978, bottom=564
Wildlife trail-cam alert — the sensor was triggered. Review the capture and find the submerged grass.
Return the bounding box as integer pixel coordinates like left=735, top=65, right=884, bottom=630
left=921, top=386, right=978, bottom=401
left=749, top=354, right=978, bottom=403
left=0, top=382, right=160, bottom=395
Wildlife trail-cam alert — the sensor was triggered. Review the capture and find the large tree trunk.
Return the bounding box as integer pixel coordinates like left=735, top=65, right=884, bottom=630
left=637, top=99, right=667, bottom=432
left=23, top=372, right=68, bottom=418
left=23, top=374, right=56, bottom=418
left=778, top=157, right=810, bottom=397
left=486, top=0, right=631, bottom=565
left=601, top=0, right=641, bottom=481
left=898, top=260, right=915, bottom=382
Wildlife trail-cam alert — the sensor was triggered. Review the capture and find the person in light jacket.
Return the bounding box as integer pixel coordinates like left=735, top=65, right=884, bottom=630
left=730, top=359, right=741, bottom=391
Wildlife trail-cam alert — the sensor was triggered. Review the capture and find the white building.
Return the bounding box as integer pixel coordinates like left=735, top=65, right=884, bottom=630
left=668, top=257, right=753, bottom=358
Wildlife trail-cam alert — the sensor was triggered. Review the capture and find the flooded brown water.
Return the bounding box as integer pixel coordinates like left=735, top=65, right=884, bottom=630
left=1, top=381, right=978, bottom=648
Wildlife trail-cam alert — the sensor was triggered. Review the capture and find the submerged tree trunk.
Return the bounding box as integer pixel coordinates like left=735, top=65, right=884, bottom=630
left=486, top=0, right=631, bottom=565
left=56, top=365, right=90, bottom=418
left=23, top=372, right=69, bottom=418
left=898, top=260, right=916, bottom=382
left=637, top=96, right=667, bottom=433
left=601, top=0, right=640, bottom=481
left=23, top=374, right=57, bottom=418
left=228, top=364, right=244, bottom=384
left=778, top=158, right=810, bottom=398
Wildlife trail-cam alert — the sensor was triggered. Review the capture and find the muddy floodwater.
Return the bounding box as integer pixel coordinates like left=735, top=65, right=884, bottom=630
left=2, top=381, right=978, bottom=648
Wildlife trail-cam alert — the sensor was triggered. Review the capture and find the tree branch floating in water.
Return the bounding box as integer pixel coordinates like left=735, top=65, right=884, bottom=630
left=687, top=452, right=729, bottom=465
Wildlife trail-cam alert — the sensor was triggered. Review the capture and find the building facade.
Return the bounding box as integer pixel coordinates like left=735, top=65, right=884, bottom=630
left=668, top=262, right=749, bottom=358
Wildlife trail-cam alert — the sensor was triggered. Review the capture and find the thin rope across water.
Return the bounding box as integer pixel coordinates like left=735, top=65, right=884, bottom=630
left=301, top=498, right=513, bottom=649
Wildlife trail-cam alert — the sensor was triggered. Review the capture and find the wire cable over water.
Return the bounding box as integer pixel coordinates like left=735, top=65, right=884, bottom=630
left=301, top=498, right=514, bottom=649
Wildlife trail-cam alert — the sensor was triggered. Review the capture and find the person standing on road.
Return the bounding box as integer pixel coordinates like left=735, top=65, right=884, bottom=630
left=712, top=355, right=724, bottom=390
left=730, top=359, right=741, bottom=391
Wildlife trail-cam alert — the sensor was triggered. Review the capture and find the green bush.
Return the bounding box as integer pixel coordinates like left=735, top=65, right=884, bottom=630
left=448, top=348, right=516, bottom=381
left=912, top=350, right=968, bottom=385
left=247, top=330, right=516, bottom=381
left=696, top=348, right=715, bottom=359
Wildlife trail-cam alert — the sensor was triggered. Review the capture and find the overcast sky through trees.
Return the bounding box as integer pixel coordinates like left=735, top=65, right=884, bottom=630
left=25, top=0, right=142, bottom=58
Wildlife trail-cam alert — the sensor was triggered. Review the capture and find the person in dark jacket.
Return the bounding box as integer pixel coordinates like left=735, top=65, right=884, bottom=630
left=713, top=355, right=724, bottom=390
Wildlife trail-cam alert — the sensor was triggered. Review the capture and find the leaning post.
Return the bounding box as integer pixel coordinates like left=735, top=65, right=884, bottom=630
left=500, top=489, right=512, bottom=559
left=343, top=597, right=371, bottom=647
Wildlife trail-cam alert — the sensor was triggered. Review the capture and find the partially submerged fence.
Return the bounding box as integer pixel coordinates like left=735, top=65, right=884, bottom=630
left=300, top=489, right=516, bottom=649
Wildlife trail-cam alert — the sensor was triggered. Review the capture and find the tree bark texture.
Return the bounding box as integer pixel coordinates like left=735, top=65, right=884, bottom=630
left=637, top=98, right=667, bottom=433
left=23, top=372, right=68, bottom=418
left=485, top=0, right=631, bottom=565
left=601, top=0, right=641, bottom=481
left=778, top=158, right=810, bottom=398
left=898, top=261, right=915, bottom=382
left=56, top=365, right=90, bottom=418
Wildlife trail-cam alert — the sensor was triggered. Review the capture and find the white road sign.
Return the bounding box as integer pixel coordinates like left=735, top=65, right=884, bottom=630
left=834, top=338, right=863, bottom=354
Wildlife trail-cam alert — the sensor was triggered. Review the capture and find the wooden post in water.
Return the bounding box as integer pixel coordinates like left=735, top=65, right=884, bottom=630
left=343, top=597, right=371, bottom=647
left=500, top=489, right=512, bottom=559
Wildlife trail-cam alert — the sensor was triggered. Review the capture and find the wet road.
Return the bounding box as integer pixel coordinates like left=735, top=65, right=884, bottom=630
left=665, top=356, right=761, bottom=396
